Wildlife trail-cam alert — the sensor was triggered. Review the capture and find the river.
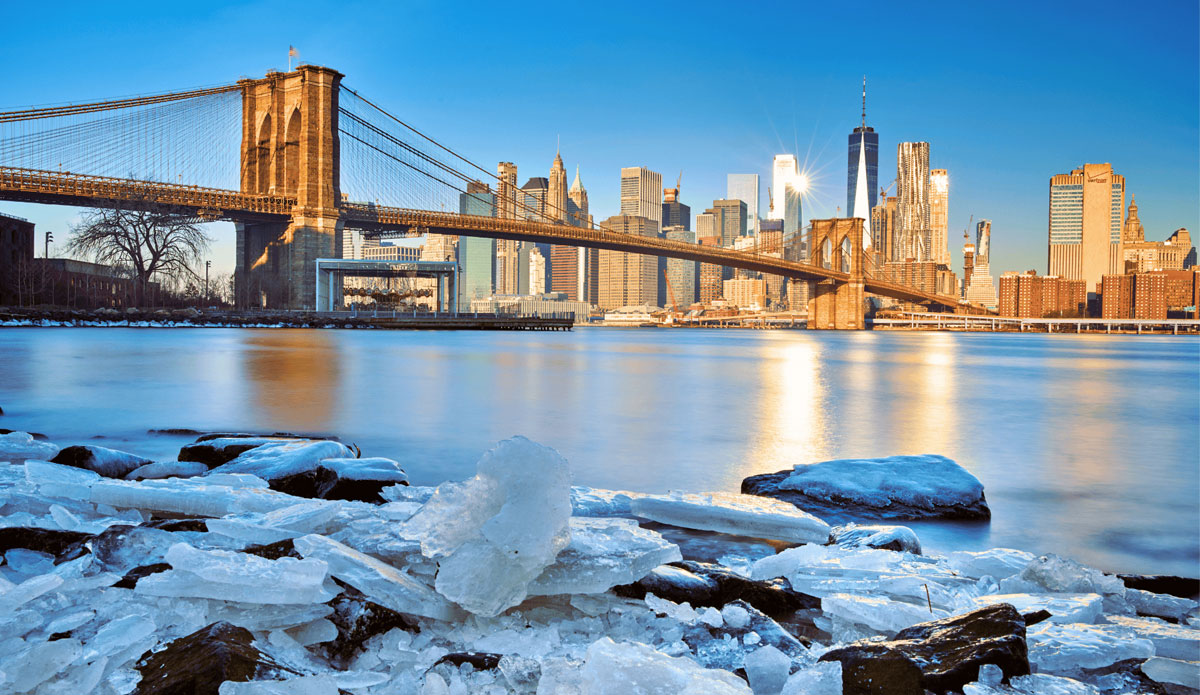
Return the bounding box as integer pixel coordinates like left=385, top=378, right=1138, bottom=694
left=0, top=326, right=1196, bottom=577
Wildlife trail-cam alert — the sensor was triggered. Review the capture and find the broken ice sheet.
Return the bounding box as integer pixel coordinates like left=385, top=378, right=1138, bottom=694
left=135, top=542, right=332, bottom=604
left=527, top=517, right=681, bottom=596
left=630, top=490, right=831, bottom=545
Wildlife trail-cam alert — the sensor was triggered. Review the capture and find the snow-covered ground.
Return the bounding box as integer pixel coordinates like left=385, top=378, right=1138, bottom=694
left=0, top=432, right=1195, bottom=695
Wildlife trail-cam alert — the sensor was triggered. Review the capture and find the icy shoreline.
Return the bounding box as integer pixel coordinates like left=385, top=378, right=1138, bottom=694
left=0, top=430, right=1196, bottom=695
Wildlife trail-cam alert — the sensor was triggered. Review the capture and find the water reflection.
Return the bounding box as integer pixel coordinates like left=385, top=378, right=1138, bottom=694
left=240, top=331, right=340, bottom=433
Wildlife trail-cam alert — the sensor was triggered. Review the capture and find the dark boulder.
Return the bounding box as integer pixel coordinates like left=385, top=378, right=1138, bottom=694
left=612, top=564, right=720, bottom=605
left=1118, top=574, right=1200, bottom=600
left=613, top=561, right=818, bottom=619
left=141, top=518, right=209, bottom=533
left=828, top=524, right=922, bottom=554
left=317, top=583, right=417, bottom=669
left=742, top=470, right=991, bottom=522
left=51, top=445, right=151, bottom=478
left=114, top=563, right=172, bottom=589
left=147, top=428, right=204, bottom=436
left=242, top=539, right=302, bottom=561
left=0, top=428, right=49, bottom=440
left=1022, top=609, right=1052, bottom=627
left=269, top=462, right=406, bottom=504
left=820, top=603, right=1030, bottom=695
left=133, top=621, right=298, bottom=695
left=435, top=652, right=502, bottom=670
left=178, top=438, right=285, bottom=467
left=0, top=527, right=94, bottom=561
left=822, top=645, right=925, bottom=695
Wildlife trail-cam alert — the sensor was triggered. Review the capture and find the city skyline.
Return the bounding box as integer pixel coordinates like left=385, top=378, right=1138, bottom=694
left=2, top=1, right=1197, bottom=282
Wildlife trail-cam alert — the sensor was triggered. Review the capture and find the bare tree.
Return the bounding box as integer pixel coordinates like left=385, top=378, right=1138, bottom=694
left=66, top=202, right=212, bottom=306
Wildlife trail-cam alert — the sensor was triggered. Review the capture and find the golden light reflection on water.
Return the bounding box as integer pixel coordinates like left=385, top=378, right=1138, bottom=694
left=241, top=330, right=339, bottom=433
left=898, top=332, right=957, bottom=456
left=747, top=335, right=827, bottom=478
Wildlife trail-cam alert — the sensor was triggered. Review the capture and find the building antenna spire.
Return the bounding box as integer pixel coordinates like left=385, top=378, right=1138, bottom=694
left=861, top=75, right=867, bottom=128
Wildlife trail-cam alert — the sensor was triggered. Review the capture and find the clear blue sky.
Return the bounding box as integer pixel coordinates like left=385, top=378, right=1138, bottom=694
left=4, top=0, right=1197, bottom=278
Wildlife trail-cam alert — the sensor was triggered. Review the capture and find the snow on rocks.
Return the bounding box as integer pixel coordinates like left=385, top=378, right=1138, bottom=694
left=527, top=517, right=681, bottom=596
left=0, top=431, right=60, bottom=462
left=401, top=436, right=573, bottom=617
left=50, top=445, right=151, bottom=479
left=742, top=454, right=989, bottom=521
left=828, top=523, right=922, bottom=554
left=629, top=490, right=831, bottom=545
left=205, top=439, right=354, bottom=481
left=579, top=637, right=752, bottom=695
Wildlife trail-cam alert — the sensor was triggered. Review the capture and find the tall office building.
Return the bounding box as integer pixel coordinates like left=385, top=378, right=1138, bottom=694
left=597, top=215, right=659, bottom=309
left=896, top=142, right=931, bottom=260
left=696, top=211, right=718, bottom=240
left=712, top=199, right=748, bottom=246
left=520, top=176, right=552, bottom=291
left=697, top=236, right=724, bottom=303
left=568, top=167, right=594, bottom=302
left=528, top=247, right=546, bottom=295
left=871, top=192, right=899, bottom=263
left=496, top=162, right=521, bottom=294
left=965, top=219, right=997, bottom=308
left=727, top=174, right=759, bottom=234
left=547, top=151, right=567, bottom=223
left=663, top=225, right=697, bottom=308
left=620, top=167, right=663, bottom=225
left=548, top=153, right=579, bottom=300
left=662, top=182, right=691, bottom=230
left=930, top=169, right=949, bottom=265
left=458, top=182, right=496, bottom=306
left=770, top=155, right=803, bottom=237
left=1048, top=163, right=1125, bottom=293
left=847, top=78, right=879, bottom=221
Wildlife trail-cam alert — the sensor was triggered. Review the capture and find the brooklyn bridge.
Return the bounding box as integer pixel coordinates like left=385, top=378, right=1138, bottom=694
left=0, top=65, right=981, bottom=329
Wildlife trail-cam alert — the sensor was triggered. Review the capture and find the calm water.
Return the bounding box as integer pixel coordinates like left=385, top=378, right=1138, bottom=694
left=0, top=327, right=1197, bottom=577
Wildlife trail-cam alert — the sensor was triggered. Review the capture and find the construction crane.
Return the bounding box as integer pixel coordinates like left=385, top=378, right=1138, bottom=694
left=662, top=268, right=679, bottom=313
left=767, top=187, right=774, bottom=217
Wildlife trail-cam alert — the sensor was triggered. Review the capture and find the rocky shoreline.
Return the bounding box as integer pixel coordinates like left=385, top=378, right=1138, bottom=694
left=0, top=307, right=381, bottom=330
left=0, top=428, right=1196, bottom=695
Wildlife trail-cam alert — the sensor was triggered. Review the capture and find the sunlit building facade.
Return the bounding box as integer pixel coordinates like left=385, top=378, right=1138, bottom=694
left=1048, top=162, right=1125, bottom=293
left=897, top=142, right=931, bottom=261
left=727, top=174, right=759, bottom=234
left=930, top=169, right=949, bottom=265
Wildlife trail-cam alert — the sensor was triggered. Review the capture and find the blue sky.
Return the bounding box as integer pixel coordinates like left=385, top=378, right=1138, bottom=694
left=4, top=0, right=1197, bottom=277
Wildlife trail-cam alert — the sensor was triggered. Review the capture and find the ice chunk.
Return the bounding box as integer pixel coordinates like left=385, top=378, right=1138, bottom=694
left=744, top=645, right=792, bottom=695
left=630, top=491, right=830, bottom=544
left=319, top=457, right=408, bottom=483
left=0, top=637, right=82, bottom=692
left=962, top=673, right=1100, bottom=694
left=1104, top=614, right=1200, bottom=661
left=218, top=676, right=340, bottom=695
left=292, top=533, right=461, bottom=621
left=528, top=518, right=681, bottom=596
left=570, top=486, right=646, bottom=517
left=286, top=618, right=339, bottom=646
left=1125, top=587, right=1199, bottom=622
left=1141, top=657, right=1200, bottom=691
left=946, top=548, right=1036, bottom=581
left=207, top=440, right=353, bottom=480
left=126, top=460, right=209, bottom=480
left=381, top=484, right=434, bottom=504
left=136, top=542, right=331, bottom=604
left=0, top=572, right=64, bottom=611
left=0, top=432, right=59, bottom=462
left=580, top=637, right=752, bottom=694
left=828, top=524, right=921, bottom=554
left=89, top=477, right=301, bottom=517
left=24, top=459, right=100, bottom=500
left=775, top=454, right=986, bottom=517
left=1025, top=621, right=1154, bottom=673
left=998, top=554, right=1125, bottom=598
left=722, top=604, right=751, bottom=629
left=821, top=593, right=946, bottom=635
left=402, top=436, right=572, bottom=617
left=969, top=593, right=1104, bottom=624
left=780, top=661, right=841, bottom=695
left=4, top=548, right=55, bottom=576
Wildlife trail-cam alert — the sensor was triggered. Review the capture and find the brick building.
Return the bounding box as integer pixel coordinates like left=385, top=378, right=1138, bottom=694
left=999, top=272, right=1088, bottom=318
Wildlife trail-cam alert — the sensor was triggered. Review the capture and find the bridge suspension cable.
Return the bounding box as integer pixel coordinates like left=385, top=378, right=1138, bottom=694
left=0, top=84, right=241, bottom=124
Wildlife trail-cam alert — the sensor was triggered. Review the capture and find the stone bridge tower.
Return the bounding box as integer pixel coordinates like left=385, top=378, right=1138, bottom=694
left=807, top=217, right=866, bottom=329
left=234, top=65, right=343, bottom=309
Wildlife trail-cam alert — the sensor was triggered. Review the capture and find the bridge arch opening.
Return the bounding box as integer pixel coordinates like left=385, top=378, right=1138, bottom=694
left=840, top=236, right=852, bottom=273
left=820, top=238, right=833, bottom=269
left=282, top=107, right=301, bottom=195
left=255, top=113, right=272, bottom=194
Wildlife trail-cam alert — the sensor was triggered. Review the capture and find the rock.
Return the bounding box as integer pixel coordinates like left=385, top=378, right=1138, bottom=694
left=435, top=652, right=503, bottom=670
left=113, top=562, right=172, bottom=589
left=580, top=637, right=752, bottom=694
left=206, top=439, right=354, bottom=481
left=179, top=437, right=292, bottom=467
left=242, top=539, right=303, bottom=560
left=1141, top=657, right=1200, bottom=691
left=613, top=561, right=819, bottom=619
left=742, top=454, right=989, bottom=521
left=0, top=526, right=94, bottom=561
left=1022, top=610, right=1052, bottom=627
left=820, top=644, right=924, bottom=695
left=50, top=444, right=152, bottom=478
left=629, top=490, right=831, bottom=545
left=0, top=430, right=60, bottom=462
left=821, top=603, right=1031, bottom=695
left=133, top=621, right=298, bottom=695
left=1118, top=573, right=1200, bottom=600
left=528, top=517, right=681, bottom=596
left=269, top=457, right=408, bottom=503
left=318, top=583, right=417, bottom=669
left=613, top=564, right=720, bottom=605
left=829, top=523, right=921, bottom=554
left=401, top=436, right=572, bottom=617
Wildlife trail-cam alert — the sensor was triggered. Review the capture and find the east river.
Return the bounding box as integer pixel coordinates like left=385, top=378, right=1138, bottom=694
left=0, top=327, right=1196, bottom=577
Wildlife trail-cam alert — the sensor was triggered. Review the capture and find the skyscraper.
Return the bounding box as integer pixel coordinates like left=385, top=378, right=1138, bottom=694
left=458, top=182, right=496, bottom=306
left=930, top=169, right=949, bottom=265
left=663, top=225, right=697, bottom=308
left=712, top=199, right=748, bottom=246
left=549, top=153, right=580, bottom=300
left=496, top=162, right=521, bottom=294
left=871, top=192, right=899, bottom=263
left=965, top=219, right=997, bottom=308
left=696, top=211, right=718, bottom=240
left=597, top=214, right=658, bottom=309
left=567, top=167, right=593, bottom=302
left=620, top=167, right=663, bottom=225
left=770, top=155, right=803, bottom=237
left=847, top=78, right=878, bottom=219
left=727, top=174, right=759, bottom=234
left=547, top=151, right=567, bottom=223
left=896, top=142, right=931, bottom=261
left=662, top=181, right=691, bottom=230
left=1048, top=163, right=1125, bottom=293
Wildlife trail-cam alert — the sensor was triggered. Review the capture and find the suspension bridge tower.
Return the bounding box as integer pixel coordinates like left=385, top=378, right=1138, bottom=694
left=235, top=65, right=343, bottom=309
left=807, top=217, right=867, bottom=329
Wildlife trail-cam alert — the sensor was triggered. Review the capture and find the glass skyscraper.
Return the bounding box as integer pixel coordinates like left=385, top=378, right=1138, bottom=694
left=458, top=186, right=496, bottom=307
left=726, top=174, right=759, bottom=233
left=847, top=79, right=879, bottom=218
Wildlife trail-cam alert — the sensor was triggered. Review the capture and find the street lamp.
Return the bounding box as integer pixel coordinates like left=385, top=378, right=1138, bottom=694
left=204, top=260, right=211, bottom=303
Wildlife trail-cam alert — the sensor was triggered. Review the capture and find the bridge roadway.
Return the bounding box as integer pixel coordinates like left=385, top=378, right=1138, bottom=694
left=0, top=166, right=968, bottom=311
